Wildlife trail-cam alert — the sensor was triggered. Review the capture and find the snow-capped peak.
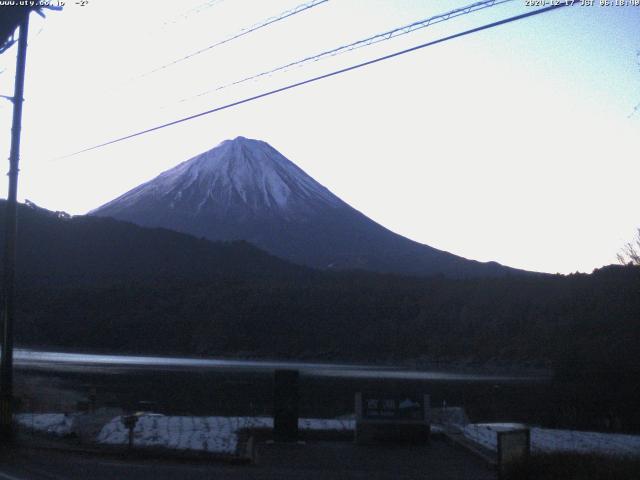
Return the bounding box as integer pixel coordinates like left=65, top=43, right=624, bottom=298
left=94, top=137, right=342, bottom=216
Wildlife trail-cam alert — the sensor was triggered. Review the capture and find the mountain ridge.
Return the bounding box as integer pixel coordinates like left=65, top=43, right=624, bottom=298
left=91, top=136, right=532, bottom=278
left=4, top=200, right=310, bottom=288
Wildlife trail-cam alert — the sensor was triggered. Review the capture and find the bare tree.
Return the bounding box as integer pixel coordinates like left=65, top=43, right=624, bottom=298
left=617, top=229, right=640, bottom=265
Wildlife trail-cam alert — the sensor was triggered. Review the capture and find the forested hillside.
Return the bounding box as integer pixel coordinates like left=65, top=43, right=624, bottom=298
left=2, top=201, right=638, bottom=376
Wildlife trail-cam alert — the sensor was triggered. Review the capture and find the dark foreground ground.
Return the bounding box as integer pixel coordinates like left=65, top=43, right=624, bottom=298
left=0, top=438, right=495, bottom=480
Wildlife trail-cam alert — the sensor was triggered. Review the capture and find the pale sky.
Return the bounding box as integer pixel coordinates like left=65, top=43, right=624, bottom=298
left=0, top=0, right=638, bottom=274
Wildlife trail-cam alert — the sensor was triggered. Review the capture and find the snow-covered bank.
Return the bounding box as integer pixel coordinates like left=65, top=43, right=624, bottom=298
left=98, top=415, right=251, bottom=454
left=464, top=423, right=640, bottom=457
left=18, top=412, right=639, bottom=458
left=16, top=412, right=355, bottom=455
left=16, top=413, right=75, bottom=436
left=97, top=415, right=355, bottom=455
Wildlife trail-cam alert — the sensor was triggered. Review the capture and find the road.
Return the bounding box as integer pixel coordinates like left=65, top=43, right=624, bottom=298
left=0, top=438, right=496, bottom=479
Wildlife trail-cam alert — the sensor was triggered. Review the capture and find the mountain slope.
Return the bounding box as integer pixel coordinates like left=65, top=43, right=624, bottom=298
left=1, top=200, right=309, bottom=287
left=91, top=136, right=527, bottom=278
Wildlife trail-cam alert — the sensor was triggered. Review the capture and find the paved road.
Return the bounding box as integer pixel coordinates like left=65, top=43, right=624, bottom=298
left=0, top=439, right=496, bottom=479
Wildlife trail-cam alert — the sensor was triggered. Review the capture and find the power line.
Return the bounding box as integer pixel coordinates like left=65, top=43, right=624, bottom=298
left=178, top=0, right=513, bottom=105
left=160, top=0, right=225, bottom=29
left=58, top=4, right=571, bottom=160
left=134, top=0, right=328, bottom=82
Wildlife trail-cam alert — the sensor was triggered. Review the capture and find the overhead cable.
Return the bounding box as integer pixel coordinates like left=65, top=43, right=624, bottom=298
left=58, top=4, right=571, bottom=159
left=178, top=0, right=514, bottom=104
left=137, top=0, right=329, bottom=81
left=160, top=0, right=225, bottom=28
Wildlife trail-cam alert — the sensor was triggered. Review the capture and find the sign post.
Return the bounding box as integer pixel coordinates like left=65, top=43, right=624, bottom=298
left=273, top=369, right=299, bottom=441
left=497, top=428, right=530, bottom=480
left=355, top=393, right=430, bottom=444
left=122, top=414, right=139, bottom=450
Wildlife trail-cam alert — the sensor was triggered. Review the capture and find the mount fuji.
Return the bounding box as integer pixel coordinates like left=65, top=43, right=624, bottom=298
left=91, top=136, right=524, bottom=278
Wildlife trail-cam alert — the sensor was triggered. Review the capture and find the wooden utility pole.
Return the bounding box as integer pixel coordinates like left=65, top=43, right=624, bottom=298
left=0, top=11, right=30, bottom=441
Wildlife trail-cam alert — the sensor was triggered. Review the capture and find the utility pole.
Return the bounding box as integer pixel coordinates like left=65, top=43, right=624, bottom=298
left=0, top=11, right=30, bottom=441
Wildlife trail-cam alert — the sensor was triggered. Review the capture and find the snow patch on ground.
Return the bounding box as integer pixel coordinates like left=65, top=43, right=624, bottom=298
left=97, top=415, right=246, bottom=454
left=298, top=418, right=355, bottom=431
left=464, top=423, right=640, bottom=457
left=96, top=415, right=355, bottom=455
left=16, top=413, right=75, bottom=437
left=18, top=412, right=638, bottom=459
